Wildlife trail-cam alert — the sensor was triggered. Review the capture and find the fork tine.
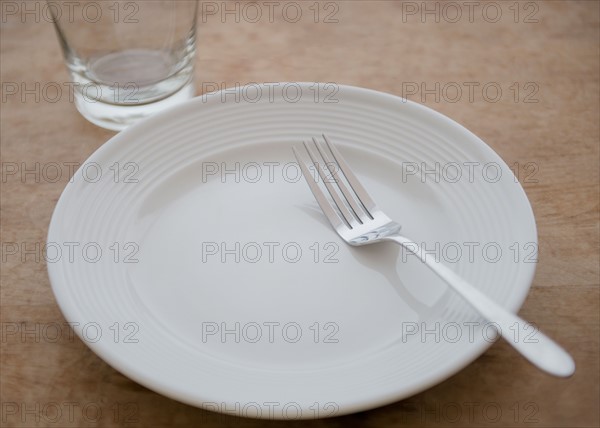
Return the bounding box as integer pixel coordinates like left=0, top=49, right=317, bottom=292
left=322, top=134, right=377, bottom=216
left=302, top=141, right=358, bottom=228
left=312, top=137, right=369, bottom=222
left=292, top=146, right=345, bottom=230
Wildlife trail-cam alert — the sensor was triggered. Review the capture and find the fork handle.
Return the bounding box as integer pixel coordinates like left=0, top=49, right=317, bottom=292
left=387, top=234, right=575, bottom=377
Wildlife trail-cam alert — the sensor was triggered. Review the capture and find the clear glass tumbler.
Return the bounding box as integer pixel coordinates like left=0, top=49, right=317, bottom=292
left=49, top=0, right=198, bottom=131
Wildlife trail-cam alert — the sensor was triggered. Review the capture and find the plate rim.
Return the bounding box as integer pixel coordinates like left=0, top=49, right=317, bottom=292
left=47, top=82, right=538, bottom=419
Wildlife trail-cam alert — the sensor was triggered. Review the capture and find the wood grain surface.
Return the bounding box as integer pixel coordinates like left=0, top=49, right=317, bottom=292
left=1, top=1, right=598, bottom=427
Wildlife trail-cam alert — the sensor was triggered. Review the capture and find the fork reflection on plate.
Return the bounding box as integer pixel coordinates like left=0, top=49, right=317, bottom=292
left=293, top=134, right=575, bottom=378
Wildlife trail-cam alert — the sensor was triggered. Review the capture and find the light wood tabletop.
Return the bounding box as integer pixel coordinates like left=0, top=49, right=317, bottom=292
left=1, top=1, right=598, bottom=427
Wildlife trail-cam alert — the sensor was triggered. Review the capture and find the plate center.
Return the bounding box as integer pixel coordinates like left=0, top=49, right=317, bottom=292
left=129, top=142, right=451, bottom=370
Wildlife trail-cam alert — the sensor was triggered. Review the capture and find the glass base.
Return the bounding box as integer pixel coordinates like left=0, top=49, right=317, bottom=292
left=73, top=80, right=196, bottom=132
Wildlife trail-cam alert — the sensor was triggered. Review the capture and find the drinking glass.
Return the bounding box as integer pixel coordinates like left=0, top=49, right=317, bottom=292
left=49, top=0, right=198, bottom=130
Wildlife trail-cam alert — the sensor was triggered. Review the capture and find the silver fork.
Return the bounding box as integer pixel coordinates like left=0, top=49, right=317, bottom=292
left=293, top=134, right=575, bottom=377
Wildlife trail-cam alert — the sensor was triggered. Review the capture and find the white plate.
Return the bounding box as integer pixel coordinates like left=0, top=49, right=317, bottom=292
left=48, top=83, right=537, bottom=419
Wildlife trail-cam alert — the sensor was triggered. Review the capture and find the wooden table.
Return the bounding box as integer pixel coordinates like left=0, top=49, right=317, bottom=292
left=1, top=1, right=598, bottom=427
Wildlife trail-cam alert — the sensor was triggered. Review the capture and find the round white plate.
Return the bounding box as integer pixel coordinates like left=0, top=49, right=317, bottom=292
left=48, top=83, right=537, bottom=419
